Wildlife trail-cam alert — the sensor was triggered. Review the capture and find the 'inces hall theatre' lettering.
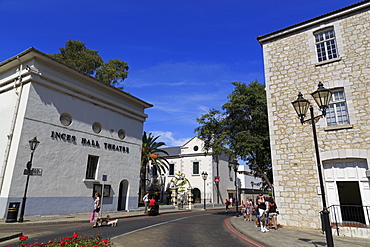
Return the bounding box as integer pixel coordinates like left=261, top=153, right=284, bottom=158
left=51, top=131, right=129, bottom=154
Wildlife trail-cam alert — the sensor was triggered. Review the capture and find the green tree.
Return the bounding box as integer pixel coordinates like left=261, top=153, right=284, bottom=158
left=194, top=109, right=230, bottom=203
left=195, top=81, right=273, bottom=190
left=50, top=40, right=129, bottom=88
left=223, top=81, right=273, bottom=189
left=170, top=172, right=189, bottom=193
left=140, top=132, right=169, bottom=203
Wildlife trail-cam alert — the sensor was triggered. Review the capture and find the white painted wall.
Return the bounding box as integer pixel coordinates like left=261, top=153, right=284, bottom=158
left=0, top=49, right=151, bottom=218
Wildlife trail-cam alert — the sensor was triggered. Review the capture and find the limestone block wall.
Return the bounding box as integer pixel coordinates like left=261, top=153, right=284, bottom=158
left=260, top=7, right=370, bottom=229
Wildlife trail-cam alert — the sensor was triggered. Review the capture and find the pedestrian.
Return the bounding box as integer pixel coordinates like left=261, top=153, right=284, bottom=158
left=246, top=197, right=254, bottom=221
left=254, top=195, right=261, bottom=228
left=257, top=195, right=269, bottom=232
left=241, top=201, right=247, bottom=220
left=143, top=192, right=150, bottom=214
left=268, top=197, right=279, bottom=230
left=264, top=197, right=270, bottom=229
left=225, top=199, right=230, bottom=211
left=91, top=192, right=100, bottom=227
left=229, top=197, right=233, bottom=207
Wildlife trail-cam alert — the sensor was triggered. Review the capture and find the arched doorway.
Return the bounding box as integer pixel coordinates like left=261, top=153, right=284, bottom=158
left=118, top=180, right=129, bottom=211
left=193, top=188, right=201, bottom=203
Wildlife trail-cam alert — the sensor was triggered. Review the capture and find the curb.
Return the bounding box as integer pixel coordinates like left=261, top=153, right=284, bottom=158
left=0, top=209, right=193, bottom=228
left=227, top=217, right=270, bottom=247
left=0, top=232, right=23, bottom=243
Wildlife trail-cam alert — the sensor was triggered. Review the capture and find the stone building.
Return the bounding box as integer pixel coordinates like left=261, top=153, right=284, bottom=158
left=0, top=48, right=152, bottom=219
left=257, top=1, right=370, bottom=237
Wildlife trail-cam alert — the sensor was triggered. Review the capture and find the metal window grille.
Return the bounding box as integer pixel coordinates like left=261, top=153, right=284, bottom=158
left=86, top=155, right=99, bottom=179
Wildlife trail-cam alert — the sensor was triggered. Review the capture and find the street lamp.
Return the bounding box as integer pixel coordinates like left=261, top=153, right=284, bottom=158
left=250, top=181, right=255, bottom=203
left=159, top=174, right=166, bottom=203
left=292, top=82, right=334, bottom=247
left=229, top=160, right=239, bottom=217
left=201, top=171, right=208, bottom=209
left=19, top=137, right=40, bottom=223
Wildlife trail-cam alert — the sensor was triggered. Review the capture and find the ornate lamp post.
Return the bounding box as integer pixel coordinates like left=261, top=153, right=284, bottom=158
left=229, top=160, right=239, bottom=217
left=159, top=174, right=166, bottom=203
left=19, top=137, right=40, bottom=223
left=292, top=82, right=334, bottom=247
left=201, top=171, right=208, bottom=209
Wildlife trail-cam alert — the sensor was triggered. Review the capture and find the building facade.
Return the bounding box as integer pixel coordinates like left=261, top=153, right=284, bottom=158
left=257, top=1, right=370, bottom=236
left=0, top=48, right=152, bottom=218
left=149, top=137, right=261, bottom=206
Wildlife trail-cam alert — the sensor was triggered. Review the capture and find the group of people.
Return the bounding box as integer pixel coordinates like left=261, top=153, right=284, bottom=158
left=228, top=194, right=278, bottom=233
left=143, top=192, right=159, bottom=213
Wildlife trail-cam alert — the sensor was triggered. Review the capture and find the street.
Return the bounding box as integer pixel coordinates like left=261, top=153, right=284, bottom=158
left=2, top=210, right=254, bottom=247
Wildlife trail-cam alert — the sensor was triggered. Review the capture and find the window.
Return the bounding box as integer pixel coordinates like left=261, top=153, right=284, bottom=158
left=169, top=164, right=175, bottom=176
left=325, top=89, right=350, bottom=126
left=92, top=122, right=102, bottom=134
left=86, top=155, right=99, bottom=179
left=152, top=165, right=158, bottom=176
left=314, top=28, right=338, bottom=62
left=60, top=113, right=72, bottom=126
left=193, top=162, right=199, bottom=175
left=118, top=129, right=126, bottom=139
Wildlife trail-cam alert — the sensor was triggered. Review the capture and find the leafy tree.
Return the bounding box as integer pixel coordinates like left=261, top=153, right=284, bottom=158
left=195, top=81, right=273, bottom=190
left=223, top=81, right=273, bottom=189
left=194, top=109, right=230, bottom=157
left=140, top=132, right=169, bottom=203
left=50, top=40, right=129, bottom=88
left=96, top=59, right=128, bottom=88
left=170, top=172, right=189, bottom=193
left=194, top=109, right=230, bottom=203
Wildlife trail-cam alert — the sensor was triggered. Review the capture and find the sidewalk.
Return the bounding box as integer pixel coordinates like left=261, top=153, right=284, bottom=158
left=228, top=215, right=370, bottom=247
left=1, top=205, right=370, bottom=246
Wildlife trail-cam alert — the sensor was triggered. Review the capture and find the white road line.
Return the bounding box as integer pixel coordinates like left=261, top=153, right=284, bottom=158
left=111, top=215, right=204, bottom=240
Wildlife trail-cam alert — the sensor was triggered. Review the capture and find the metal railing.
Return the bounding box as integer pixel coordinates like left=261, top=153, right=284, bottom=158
left=328, top=205, right=370, bottom=236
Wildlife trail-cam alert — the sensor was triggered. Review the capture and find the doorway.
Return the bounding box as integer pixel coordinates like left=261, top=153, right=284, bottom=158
left=193, top=188, right=201, bottom=203
left=337, top=181, right=365, bottom=224
left=118, top=180, right=129, bottom=211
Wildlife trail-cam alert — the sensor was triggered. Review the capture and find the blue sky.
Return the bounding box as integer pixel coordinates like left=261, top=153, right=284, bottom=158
left=1, top=0, right=359, bottom=147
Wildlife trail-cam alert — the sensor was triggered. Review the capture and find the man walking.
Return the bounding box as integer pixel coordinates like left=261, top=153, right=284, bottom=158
left=143, top=192, right=149, bottom=214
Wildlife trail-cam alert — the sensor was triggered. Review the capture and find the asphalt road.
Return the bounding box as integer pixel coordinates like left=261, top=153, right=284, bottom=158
left=2, top=210, right=253, bottom=247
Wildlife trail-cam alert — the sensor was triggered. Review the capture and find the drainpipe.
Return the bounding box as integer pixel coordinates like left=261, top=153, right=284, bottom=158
left=0, top=56, right=24, bottom=194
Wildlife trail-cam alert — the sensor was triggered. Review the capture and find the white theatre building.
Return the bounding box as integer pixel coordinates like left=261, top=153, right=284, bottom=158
left=0, top=48, right=152, bottom=218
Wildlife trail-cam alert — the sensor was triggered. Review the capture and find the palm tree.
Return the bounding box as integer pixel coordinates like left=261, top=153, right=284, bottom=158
left=140, top=132, right=169, bottom=203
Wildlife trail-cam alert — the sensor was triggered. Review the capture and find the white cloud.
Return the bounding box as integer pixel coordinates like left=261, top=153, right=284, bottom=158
left=151, top=131, right=192, bottom=147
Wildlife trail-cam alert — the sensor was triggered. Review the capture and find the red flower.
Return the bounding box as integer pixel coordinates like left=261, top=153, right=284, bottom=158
left=93, top=245, right=99, bottom=247
left=103, top=239, right=109, bottom=243
left=19, top=236, right=29, bottom=241
left=72, top=234, right=78, bottom=238
left=33, top=242, right=40, bottom=245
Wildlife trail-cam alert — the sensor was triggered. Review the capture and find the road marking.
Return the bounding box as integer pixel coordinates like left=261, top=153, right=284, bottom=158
left=111, top=215, right=200, bottom=240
